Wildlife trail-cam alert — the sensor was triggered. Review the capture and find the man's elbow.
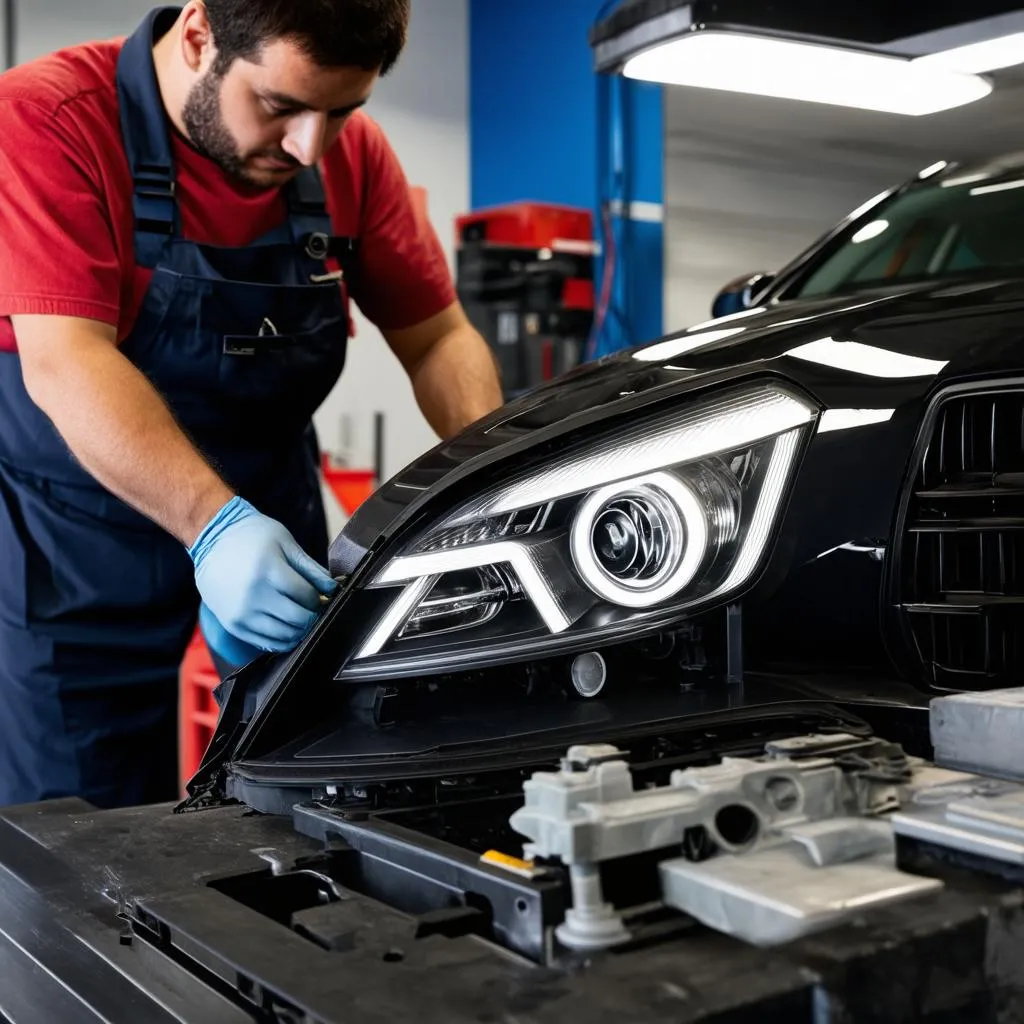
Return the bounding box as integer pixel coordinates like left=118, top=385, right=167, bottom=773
left=18, top=345, right=62, bottom=411
left=12, top=315, right=116, bottom=412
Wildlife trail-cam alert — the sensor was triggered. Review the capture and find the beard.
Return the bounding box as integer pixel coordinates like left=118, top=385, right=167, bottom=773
left=181, top=67, right=298, bottom=188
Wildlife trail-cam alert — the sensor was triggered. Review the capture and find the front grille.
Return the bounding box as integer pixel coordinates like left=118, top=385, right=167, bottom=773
left=899, top=387, right=1024, bottom=690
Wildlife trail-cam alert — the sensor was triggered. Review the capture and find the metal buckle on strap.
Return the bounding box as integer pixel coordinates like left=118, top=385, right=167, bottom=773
left=133, top=163, right=175, bottom=199
left=132, top=166, right=176, bottom=235
left=304, top=232, right=330, bottom=261
left=302, top=233, right=358, bottom=284
left=302, top=233, right=358, bottom=262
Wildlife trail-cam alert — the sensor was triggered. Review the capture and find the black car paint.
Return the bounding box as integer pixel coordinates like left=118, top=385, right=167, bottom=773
left=331, top=277, right=1024, bottom=668
left=190, top=158, right=1024, bottom=804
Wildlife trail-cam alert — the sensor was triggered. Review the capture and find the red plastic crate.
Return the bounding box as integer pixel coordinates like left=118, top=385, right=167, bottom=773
left=179, top=629, right=220, bottom=791
left=320, top=452, right=376, bottom=517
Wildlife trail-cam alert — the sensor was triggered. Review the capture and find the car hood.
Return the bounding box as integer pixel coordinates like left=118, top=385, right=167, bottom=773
left=333, top=277, right=1024, bottom=575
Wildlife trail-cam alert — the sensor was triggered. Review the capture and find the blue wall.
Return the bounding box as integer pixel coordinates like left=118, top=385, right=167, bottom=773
left=469, top=0, right=600, bottom=211
left=469, top=0, right=665, bottom=351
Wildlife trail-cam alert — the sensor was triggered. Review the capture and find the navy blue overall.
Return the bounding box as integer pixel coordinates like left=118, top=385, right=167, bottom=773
left=0, top=7, right=351, bottom=809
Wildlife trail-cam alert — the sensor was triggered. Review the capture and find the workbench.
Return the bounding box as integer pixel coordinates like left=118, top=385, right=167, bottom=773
left=1, top=795, right=1023, bottom=1023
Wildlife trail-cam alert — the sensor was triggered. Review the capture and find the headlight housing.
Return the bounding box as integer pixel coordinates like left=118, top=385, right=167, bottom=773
left=339, top=384, right=816, bottom=681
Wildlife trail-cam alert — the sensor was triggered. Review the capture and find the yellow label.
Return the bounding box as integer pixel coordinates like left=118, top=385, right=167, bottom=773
left=480, top=850, right=537, bottom=877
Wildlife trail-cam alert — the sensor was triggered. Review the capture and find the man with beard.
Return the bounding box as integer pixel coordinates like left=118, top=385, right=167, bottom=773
left=0, top=1, right=503, bottom=809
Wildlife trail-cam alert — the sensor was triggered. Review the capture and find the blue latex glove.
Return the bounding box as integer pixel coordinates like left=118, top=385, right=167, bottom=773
left=189, top=496, right=337, bottom=652
left=198, top=601, right=262, bottom=671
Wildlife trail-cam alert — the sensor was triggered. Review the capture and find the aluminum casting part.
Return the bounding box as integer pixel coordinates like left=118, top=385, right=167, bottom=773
left=931, top=688, right=1024, bottom=781
left=511, top=744, right=855, bottom=866
left=660, top=840, right=943, bottom=947
left=511, top=736, right=933, bottom=951
left=556, top=863, right=630, bottom=951
left=784, top=818, right=895, bottom=866
left=893, top=781, right=1024, bottom=865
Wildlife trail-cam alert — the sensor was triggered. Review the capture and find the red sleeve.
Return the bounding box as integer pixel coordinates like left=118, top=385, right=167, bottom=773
left=0, top=99, right=121, bottom=325
left=343, top=118, right=457, bottom=332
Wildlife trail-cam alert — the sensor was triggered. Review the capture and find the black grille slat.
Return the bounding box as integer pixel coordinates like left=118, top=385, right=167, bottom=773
left=910, top=518, right=1024, bottom=532
left=917, top=471, right=1024, bottom=497
left=900, top=389, right=1024, bottom=690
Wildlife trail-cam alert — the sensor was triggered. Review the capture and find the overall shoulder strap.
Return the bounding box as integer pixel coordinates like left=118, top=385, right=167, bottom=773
left=286, top=166, right=359, bottom=272
left=116, top=7, right=182, bottom=267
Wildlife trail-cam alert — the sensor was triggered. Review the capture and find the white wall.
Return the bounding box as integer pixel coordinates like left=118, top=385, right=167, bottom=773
left=15, top=0, right=151, bottom=61
left=13, top=0, right=470, bottom=533
left=314, top=0, right=469, bottom=485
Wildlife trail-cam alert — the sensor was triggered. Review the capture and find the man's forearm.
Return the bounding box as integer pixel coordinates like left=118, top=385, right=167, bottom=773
left=409, top=323, right=503, bottom=439
left=16, top=317, right=233, bottom=547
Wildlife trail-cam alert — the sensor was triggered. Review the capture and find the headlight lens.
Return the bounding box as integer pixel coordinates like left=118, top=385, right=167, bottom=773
left=571, top=473, right=712, bottom=608
left=340, top=384, right=816, bottom=680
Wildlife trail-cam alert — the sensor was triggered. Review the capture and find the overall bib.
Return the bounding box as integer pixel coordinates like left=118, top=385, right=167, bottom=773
left=0, top=7, right=352, bottom=808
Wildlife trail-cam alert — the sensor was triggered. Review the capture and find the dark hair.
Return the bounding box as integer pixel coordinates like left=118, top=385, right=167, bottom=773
left=204, top=0, right=410, bottom=74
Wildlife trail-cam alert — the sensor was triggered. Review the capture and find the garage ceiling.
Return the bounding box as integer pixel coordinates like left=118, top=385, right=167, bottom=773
left=664, top=63, right=1024, bottom=172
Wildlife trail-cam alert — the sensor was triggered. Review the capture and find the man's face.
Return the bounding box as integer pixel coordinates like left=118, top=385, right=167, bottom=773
left=182, top=37, right=378, bottom=188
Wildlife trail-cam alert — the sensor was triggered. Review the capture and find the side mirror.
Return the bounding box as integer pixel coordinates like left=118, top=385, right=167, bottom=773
left=711, top=272, right=774, bottom=320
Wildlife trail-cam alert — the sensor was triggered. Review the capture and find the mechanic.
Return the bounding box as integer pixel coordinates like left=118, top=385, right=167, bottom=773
left=0, top=0, right=503, bottom=810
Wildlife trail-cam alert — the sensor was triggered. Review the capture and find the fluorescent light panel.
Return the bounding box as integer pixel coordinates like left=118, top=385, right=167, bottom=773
left=623, top=32, right=992, bottom=115
left=914, top=31, right=1024, bottom=75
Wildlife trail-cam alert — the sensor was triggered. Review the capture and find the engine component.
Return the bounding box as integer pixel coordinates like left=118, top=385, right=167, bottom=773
left=930, top=688, right=1024, bottom=782
left=660, top=818, right=941, bottom=946
left=893, top=777, right=1024, bottom=873
left=510, top=735, right=941, bottom=950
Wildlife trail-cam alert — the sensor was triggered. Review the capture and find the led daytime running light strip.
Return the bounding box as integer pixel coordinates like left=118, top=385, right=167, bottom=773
left=447, top=390, right=813, bottom=526
left=358, top=574, right=439, bottom=659
left=708, top=428, right=800, bottom=598
left=357, top=542, right=574, bottom=659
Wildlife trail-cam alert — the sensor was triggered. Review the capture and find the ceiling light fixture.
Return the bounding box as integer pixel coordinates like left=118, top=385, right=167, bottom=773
left=590, top=1, right=1006, bottom=117
left=914, top=31, right=1024, bottom=74
left=621, top=32, right=992, bottom=115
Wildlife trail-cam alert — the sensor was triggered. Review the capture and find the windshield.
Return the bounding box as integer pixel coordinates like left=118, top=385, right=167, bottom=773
left=795, top=174, right=1024, bottom=299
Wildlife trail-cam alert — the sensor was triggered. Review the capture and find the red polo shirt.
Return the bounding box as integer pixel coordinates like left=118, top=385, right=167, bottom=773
left=0, top=34, right=456, bottom=352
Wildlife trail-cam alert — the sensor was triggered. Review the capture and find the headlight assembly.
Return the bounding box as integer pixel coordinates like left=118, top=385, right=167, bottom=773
left=339, top=384, right=816, bottom=681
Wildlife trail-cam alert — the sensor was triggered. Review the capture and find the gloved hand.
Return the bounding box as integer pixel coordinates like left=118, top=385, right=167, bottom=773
left=198, top=601, right=262, bottom=671
left=189, top=496, right=337, bottom=652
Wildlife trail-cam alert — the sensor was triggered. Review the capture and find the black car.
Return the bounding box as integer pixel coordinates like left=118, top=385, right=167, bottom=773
left=187, top=151, right=1024, bottom=819
left=9, top=155, right=1024, bottom=1024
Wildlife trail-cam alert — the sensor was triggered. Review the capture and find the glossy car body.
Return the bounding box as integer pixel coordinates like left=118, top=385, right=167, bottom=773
left=188, top=153, right=1024, bottom=814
